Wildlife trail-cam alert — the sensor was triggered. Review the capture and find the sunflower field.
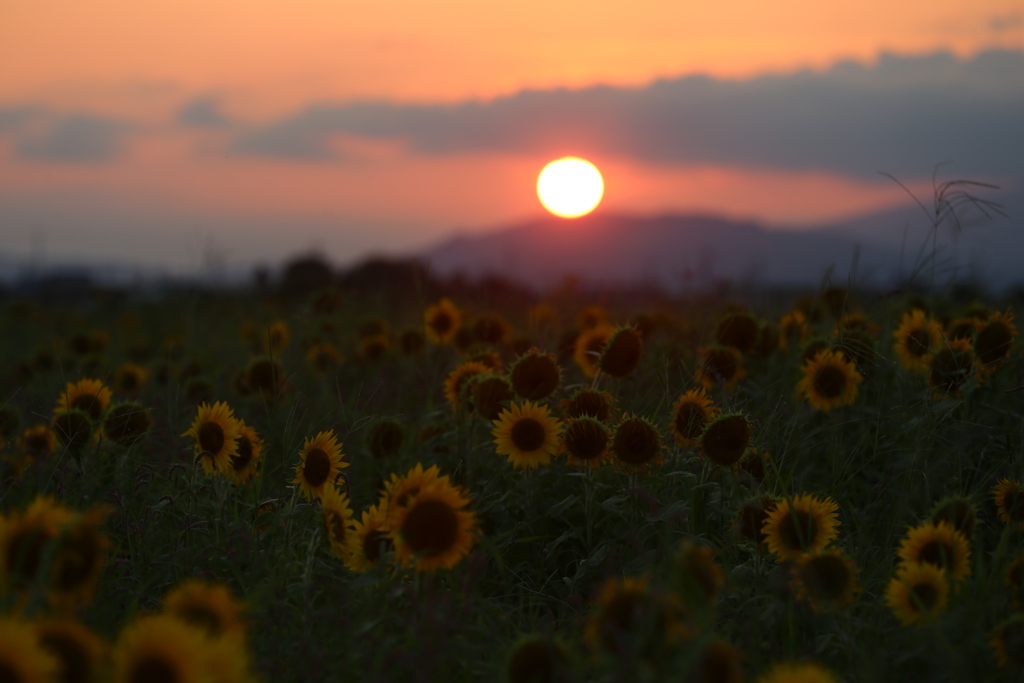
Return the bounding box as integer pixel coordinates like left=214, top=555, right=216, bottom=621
left=1, top=273, right=1023, bottom=682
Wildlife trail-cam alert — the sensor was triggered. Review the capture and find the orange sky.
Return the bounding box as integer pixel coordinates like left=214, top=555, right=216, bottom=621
left=0, top=0, right=1021, bottom=268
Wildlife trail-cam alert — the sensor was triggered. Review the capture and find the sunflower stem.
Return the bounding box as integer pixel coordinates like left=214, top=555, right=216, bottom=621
left=584, top=465, right=595, bottom=548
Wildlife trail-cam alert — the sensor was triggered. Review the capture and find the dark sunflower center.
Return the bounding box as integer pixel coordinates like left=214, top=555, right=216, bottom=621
left=178, top=604, right=224, bottom=637
left=511, top=356, right=559, bottom=400
left=614, top=421, right=659, bottom=465
left=40, top=631, right=91, bottom=683
left=0, top=662, right=20, bottom=683
left=130, top=656, right=179, bottom=683
left=701, top=417, right=750, bottom=467
left=909, top=582, right=938, bottom=612
left=402, top=500, right=459, bottom=556
left=507, top=640, right=562, bottom=683
left=431, top=311, right=453, bottom=335
left=197, top=421, right=225, bottom=455
left=976, top=322, right=1013, bottom=365
left=564, top=421, right=607, bottom=461
left=813, top=364, right=847, bottom=399
left=54, top=528, right=100, bottom=592
left=802, top=554, right=850, bottom=601
left=706, top=352, right=737, bottom=381
left=917, top=540, right=956, bottom=569
left=231, top=436, right=253, bottom=472
left=26, top=433, right=50, bottom=454
left=599, top=330, right=643, bottom=377
left=906, top=328, right=931, bottom=357
left=326, top=510, right=348, bottom=545
left=363, top=529, right=392, bottom=563
left=473, top=378, right=514, bottom=422
left=510, top=418, right=546, bottom=452
left=674, top=402, right=707, bottom=440
left=6, top=526, right=49, bottom=584
left=603, top=593, right=643, bottom=634
left=777, top=509, right=817, bottom=552
left=303, top=448, right=331, bottom=488
left=71, top=394, right=103, bottom=421
left=121, top=373, right=140, bottom=392
left=1004, top=490, right=1024, bottom=522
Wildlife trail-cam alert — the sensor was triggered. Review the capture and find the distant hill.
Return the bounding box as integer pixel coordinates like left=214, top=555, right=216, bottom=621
left=420, top=191, right=1023, bottom=292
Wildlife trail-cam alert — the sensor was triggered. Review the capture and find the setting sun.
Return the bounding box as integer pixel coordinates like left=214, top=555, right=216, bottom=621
left=537, top=157, right=605, bottom=218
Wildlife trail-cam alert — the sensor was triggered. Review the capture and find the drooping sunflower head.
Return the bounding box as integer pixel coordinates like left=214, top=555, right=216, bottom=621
left=305, top=342, right=343, bottom=377
left=715, top=312, right=760, bottom=354
left=574, top=325, right=615, bottom=379
left=104, top=402, right=154, bottom=448
left=509, top=349, right=561, bottom=401
left=991, top=615, right=1024, bottom=670
left=793, top=550, right=860, bottom=613
left=54, top=379, right=112, bottom=422
left=674, top=541, right=723, bottom=607
left=757, top=661, right=839, bottom=683
left=560, top=387, right=615, bottom=422
left=975, top=309, right=1018, bottom=372
left=346, top=503, right=393, bottom=573
left=181, top=402, right=241, bottom=476
left=163, top=579, right=246, bottom=640
left=796, top=349, right=863, bottom=413
left=893, top=309, right=943, bottom=372
left=929, top=496, right=977, bottom=537
left=928, top=338, right=978, bottom=398
left=114, top=363, right=149, bottom=397
left=0, top=618, right=58, bottom=683
left=611, top=416, right=663, bottom=474
left=51, top=409, right=94, bottom=455
left=885, top=561, right=949, bottom=626
left=699, top=414, right=752, bottom=468
left=292, top=430, right=347, bottom=501
left=505, top=635, right=569, bottom=683
left=598, top=326, right=644, bottom=378
left=695, top=346, right=745, bottom=390
left=34, top=618, right=107, bottom=683
left=762, top=494, right=840, bottom=561
left=561, top=417, right=611, bottom=469
left=669, top=389, right=719, bottom=448
left=367, top=419, right=405, bottom=459
left=320, top=484, right=357, bottom=562
left=49, top=504, right=112, bottom=609
left=111, top=614, right=211, bottom=683
left=387, top=479, right=476, bottom=572
left=227, top=421, right=263, bottom=485
left=991, top=478, right=1024, bottom=530
left=421, top=296, right=462, bottom=344
left=443, top=360, right=491, bottom=413
left=492, top=401, right=563, bottom=470
left=468, top=374, right=515, bottom=422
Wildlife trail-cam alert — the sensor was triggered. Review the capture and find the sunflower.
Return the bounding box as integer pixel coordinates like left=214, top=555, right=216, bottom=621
left=598, top=326, right=644, bottom=378
left=695, top=346, right=746, bottom=390
left=381, top=463, right=451, bottom=515
left=799, top=337, right=830, bottom=367
left=693, top=639, right=744, bottom=683
left=583, top=575, right=688, bottom=659
left=49, top=505, right=111, bottom=609
left=111, top=614, right=210, bottom=683
left=529, top=302, right=557, bottom=328
left=0, top=618, right=57, bottom=683
left=929, top=496, right=977, bottom=537
left=505, top=635, right=569, bottom=683
left=792, top=550, right=859, bottom=612
left=796, top=349, right=863, bottom=412
left=468, top=374, right=514, bottom=422
left=700, top=414, right=752, bottom=468
left=560, top=387, right=615, bottom=422
left=509, top=349, right=561, bottom=401
left=561, top=417, right=611, bottom=469
left=669, top=389, right=719, bottom=448
left=51, top=410, right=94, bottom=456
left=885, top=562, right=949, bottom=626
left=34, top=618, right=107, bottom=683
left=243, top=356, right=288, bottom=400
left=1006, top=554, right=1024, bottom=607
left=367, top=419, right=405, bottom=459
left=387, top=479, right=476, bottom=572
left=443, top=360, right=491, bottom=412
left=261, top=320, right=290, bottom=355
left=577, top=305, right=609, bottom=330
left=715, top=312, right=760, bottom=354
left=346, top=503, right=393, bottom=573
left=54, top=379, right=112, bottom=422
left=358, top=334, right=391, bottom=363
left=991, top=615, right=1024, bottom=669
left=757, top=661, right=838, bottom=683
left=163, top=579, right=245, bottom=640
left=181, top=402, right=241, bottom=476
left=292, top=430, right=347, bottom=501
left=205, top=634, right=255, bottom=683
left=992, top=478, right=1024, bottom=530
left=778, top=310, right=808, bottom=350
left=928, top=338, right=978, bottom=398
left=946, top=317, right=980, bottom=342
left=831, top=328, right=878, bottom=377
left=833, top=312, right=877, bottom=337
left=753, top=321, right=780, bottom=359
left=104, top=402, right=154, bottom=447
left=305, top=342, right=343, bottom=377
left=424, top=298, right=461, bottom=344
left=573, top=324, right=614, bottom=379
left=762, top=494, right=840, bottom=561
left=492, top=401, right=563, bottom=470
left=114, top=363, right=149, bottom=397
left=319, top=483, right=357, bottom=562
left=892, top=309, right=942, bottom=372
left=227, top=422, right=263, bottom=485
left=975, top=309, right=1018, bottom=373
left=674, top=541, right=723, bottom=607
left=0, top=496, right=73, bottom=593
left=611, top=417, right=664, bottom=474
left=473, top=312, right=512, bottom=346
left=19, top=425, right=56, bottom=463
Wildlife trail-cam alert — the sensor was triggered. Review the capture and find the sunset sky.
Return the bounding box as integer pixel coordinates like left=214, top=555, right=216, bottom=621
left=1, top=0, right=1022, bottom=273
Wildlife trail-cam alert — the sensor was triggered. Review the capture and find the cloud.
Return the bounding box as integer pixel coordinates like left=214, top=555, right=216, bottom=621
left=0, top=108, right=132, bottom=163
left=177, top=96, right=232, bottom=128
left=232, top=49, right=1024, bottom=179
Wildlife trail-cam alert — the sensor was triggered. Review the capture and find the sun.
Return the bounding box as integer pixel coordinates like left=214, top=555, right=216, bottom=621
left=537, top=157, right=604, bottom=218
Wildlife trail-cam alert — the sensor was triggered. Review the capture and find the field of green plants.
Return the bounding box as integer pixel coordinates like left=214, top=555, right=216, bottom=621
left=1, top=267, right=1022, bottom=682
